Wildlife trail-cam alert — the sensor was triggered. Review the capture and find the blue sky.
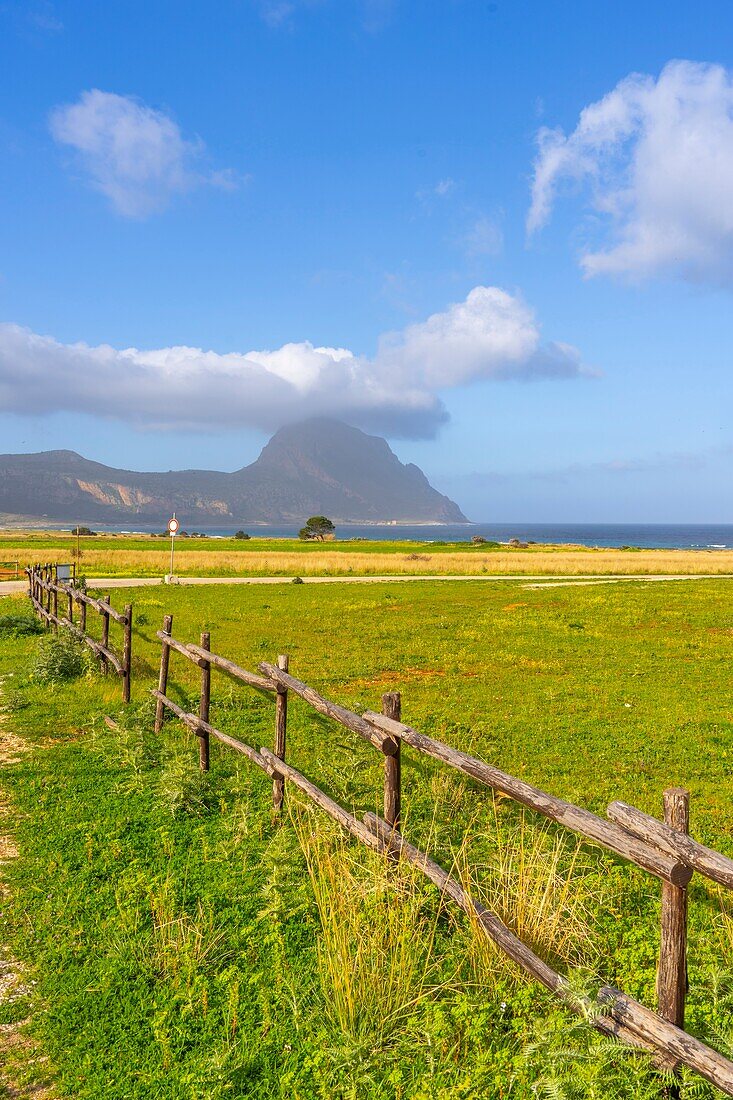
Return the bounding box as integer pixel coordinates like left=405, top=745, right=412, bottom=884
left=2, top=0, right=733, bottom=521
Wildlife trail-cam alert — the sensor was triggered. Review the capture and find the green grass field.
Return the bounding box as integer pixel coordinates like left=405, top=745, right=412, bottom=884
left=2, top=579, right=733, bottom=1097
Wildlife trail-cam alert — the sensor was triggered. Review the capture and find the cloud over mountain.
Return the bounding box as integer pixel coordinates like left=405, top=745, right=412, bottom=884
left=0, top=286, right=586, bottom=439
left=528, top=60, right=733, bottom=283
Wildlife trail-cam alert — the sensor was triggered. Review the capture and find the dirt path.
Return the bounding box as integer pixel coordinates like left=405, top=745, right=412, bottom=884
left=0, top=682, right=56, bottom=1098
left=3, top=573, right=733, bottom=596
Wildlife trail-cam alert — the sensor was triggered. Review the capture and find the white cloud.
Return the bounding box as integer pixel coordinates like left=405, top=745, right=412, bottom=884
left=528, top=60, right=733, bottom=282
left=49, top=90, right=236, bottom=218
left=0, top=287, right=586, bottom=439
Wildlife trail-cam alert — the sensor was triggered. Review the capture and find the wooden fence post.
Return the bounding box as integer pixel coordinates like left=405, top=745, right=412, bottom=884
left=272, top=654, right=289, bottom=813
left=154, top=614, right=173, bottom=732
left=198, top=631, right=211, bottom=771
left=657, top=787, right=690, bottom=1030
left=68, top=586, right=73, bottom=626
left=382, top=691, right=402, bottom=831
left=100, top=595, right=111, bottom=674
left=122, top=603, right=133, bottom=704
left=52, top=583, right=58, bottom=630
left=80, top=593, right=87, bottom=635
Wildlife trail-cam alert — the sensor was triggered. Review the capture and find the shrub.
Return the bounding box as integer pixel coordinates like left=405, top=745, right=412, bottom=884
left=32, top=629, right=89, bottom=683
left=292, top=576, right=304, bottom=584
left=234, top=530, right=250, bottom=540
left=0, top=613, right=44, bottom=637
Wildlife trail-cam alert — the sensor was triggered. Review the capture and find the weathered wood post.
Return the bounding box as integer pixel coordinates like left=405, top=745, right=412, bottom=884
left=657, top=787, right=690, bottom=1030
left=52, top=581, right=58, bottom=630
left=382, top=691, right=401, bottom=831
left=79, top=592, right=87, bottom=635
left=100, top=595, right=111, bottom=674
left=154, top=615, right=173, bottom=732
left=272, top=654, right=289, bottom=813
left=122, top=603, right=133, bottom=704
left=67, top=584, right=73, bottom=626
left=198, top=631, right=211, bottom=771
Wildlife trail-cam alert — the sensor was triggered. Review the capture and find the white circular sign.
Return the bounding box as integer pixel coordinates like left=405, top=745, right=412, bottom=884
left=168, top=517, right=180, bottom=535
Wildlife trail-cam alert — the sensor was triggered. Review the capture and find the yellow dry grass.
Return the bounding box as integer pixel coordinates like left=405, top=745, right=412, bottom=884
left=458, top=807, right=602, bottom=987
left=13, top=546, right=733, bottom=577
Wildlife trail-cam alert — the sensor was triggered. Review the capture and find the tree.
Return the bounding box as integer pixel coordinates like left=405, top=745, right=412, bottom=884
left=299, top=516, right=335, bottom=541
left=234, top=530, right=250, bottom=540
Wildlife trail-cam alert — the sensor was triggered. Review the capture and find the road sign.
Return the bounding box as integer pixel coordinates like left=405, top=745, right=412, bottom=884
left=168, top=516, right=180, bottom=536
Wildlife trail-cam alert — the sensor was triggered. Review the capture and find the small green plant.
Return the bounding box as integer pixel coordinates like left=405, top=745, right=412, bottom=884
left=291, top=575, right=304, bottom=584
left=158, top=748, right=218, bottom=817
left=32, top=629, right=89, bottom=683
left=0, top=612, right=44, bottom=637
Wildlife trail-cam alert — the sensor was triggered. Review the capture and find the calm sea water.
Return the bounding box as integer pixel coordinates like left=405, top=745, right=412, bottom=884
left=75, top=522, right=733, bottom=550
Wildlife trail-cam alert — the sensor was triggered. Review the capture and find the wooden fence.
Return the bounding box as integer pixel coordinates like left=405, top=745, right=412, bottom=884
left=0, top=560, right=19, bottom=580
left=26, top=565, right=132, bottom=701
left=151, top=613, right=733, bottom=1096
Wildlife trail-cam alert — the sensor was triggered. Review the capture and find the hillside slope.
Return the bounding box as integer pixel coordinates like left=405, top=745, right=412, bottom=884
left=0, top=419, right=467, bottom=524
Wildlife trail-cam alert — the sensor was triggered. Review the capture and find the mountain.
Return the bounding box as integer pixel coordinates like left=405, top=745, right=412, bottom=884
left=0, top=419, right=468, bottom=525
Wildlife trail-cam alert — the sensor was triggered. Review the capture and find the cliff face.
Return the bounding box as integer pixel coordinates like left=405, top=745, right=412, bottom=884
left=0, top=419, right=468, bottom=524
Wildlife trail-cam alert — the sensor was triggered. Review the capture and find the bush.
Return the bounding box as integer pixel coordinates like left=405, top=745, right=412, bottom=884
left=0, top=613, right=44, bottom=637
left=292, top=576, right=304, bottom=584
left=234, top=530, right=250, bottom=540
left=32, top=630, right=89, bottom=683
left=71, top=526, right=96, bottom=536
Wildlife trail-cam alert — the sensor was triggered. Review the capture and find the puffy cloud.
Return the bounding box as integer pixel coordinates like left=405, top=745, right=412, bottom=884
left=50, top=90, right=236, bottom=217
left=375, top=287, right=582, bottom=389
left=528, top=60, right=733, bottom=282
left=0, top=286, right=586, bottom=439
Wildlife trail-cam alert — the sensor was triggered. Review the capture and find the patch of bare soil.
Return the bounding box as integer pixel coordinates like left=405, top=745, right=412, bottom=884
left=0, top=684, right=57, bottom=1099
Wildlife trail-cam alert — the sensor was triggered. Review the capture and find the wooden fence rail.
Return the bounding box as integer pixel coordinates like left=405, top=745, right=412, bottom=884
left=0, top=560, right=19, bottom=580
left=149, top=615, right=733, bottom=1097
left=25, top=565, right=132, bottom=701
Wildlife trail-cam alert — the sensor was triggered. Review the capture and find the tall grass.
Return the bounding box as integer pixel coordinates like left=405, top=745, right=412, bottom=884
left=458, top=804, right=603, bottom=986
left=293, top=806, right=445, bottom=1047
left=12, top=545, right=733, bottom=576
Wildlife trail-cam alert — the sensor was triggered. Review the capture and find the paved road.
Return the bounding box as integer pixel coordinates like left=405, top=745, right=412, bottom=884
left=3, top=573, right=733, bottom=595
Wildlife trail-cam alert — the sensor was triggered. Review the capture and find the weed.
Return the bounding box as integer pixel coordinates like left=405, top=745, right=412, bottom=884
left=157, top=746, right=219, bottom=816
left=31, top=627, right=90, bottom=682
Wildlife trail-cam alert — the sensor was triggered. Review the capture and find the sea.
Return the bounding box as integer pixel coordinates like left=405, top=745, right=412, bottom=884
left=58, top=522, right=733, bottom=550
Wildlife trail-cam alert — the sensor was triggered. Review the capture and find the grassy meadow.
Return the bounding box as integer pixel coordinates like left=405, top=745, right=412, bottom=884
left=2, top=577, right=733, bottom=1097
left=3, top=529, right=733, bottom=577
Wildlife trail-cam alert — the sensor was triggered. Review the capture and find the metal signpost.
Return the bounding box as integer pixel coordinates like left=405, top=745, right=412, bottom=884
left=166, top=514, right=180, bottom=583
